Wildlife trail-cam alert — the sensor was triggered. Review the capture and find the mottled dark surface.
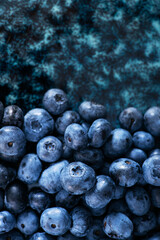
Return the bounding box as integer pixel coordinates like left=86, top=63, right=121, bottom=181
left=0, top=0, right=160, bottom=126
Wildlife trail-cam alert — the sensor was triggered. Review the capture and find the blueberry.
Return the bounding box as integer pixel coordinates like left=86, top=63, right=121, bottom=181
left=125, top=186, right=151, bottom=216
left=103, top=128, right=132, bottom=158
left=103, top=212, right=133, bottom=239
left=78, top=101, right=107, bottom=122
left=0, top=211, right=16, bottom=234
left=0, top=164, right=16, bottom=189
left=4, top=180, right=28, bottom=214
left=74, top=147, right=104, bottom=170
left=23, top=108, right=54, bottom=142
left=64, top=123, right=88, bottom=150
left=43, top=88, right=69, bottom=115
left=125, top=148, right=147, bottom=165
left=151, top=187, right=160, bottom=208
left=84, top=175, right=115, bottom=209
left=17, top=209, right=39, bottom=235
left=119, top=107, right=143, bottom=133
left=109, top=158, right=141, bottom=187
left=144, top=106, right=160, bottom=137
left=29, top=188, right=51, bottom=213
left=39, top=160, right=69, bottom=194
left=18, top=154, right=42, bottom=184
left=70, top=206, right=92, bottom=237
left=149, top=148, right=160, bottom=157
left=0, top=126, right=26, bottom=162
left=2, top=105, right=24, bottom=128
left=55, top=110, right=80, bottom=135
left=88, top=118, right=111, bottom=148
left=55, top=189, right=80, bottom=209
left=60, top=162, right=96, bottom=195
left=29, top=232, right=54, bottom=240
left=132, top=211, right=157, bottom=236
left=40, top=207, right=71, bottom=236
left=87, top=219, right=108, bottom=240
left=133, top=131, right=155, bottom=151
left=37, top=136, right=62, bottom=163
left=142, top=155, right=160, bottom=186
left=113, top=185, right=126, bottom=199
left=0, top=102, right=4, bottom=123
left=0, top=229, right=24, bottom=240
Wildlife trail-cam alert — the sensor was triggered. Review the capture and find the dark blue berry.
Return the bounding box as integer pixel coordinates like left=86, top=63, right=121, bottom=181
left=2, top=105, right=24, bottom=128
left=126, top=148, right=147, bottom=165
left=0, top=164, right=16, bottom=189
left=29, top=232, right=54, bottom=240
left=133, top=131, right=155, bottom=151
left=144, top=106, right=160, bottom=137
left=55, top=189, right=80, bottom=209
left=0, top=211, right=16, bottom=234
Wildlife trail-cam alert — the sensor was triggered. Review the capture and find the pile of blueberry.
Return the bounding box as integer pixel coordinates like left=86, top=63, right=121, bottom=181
left=0, top=88, right=159, bottom=240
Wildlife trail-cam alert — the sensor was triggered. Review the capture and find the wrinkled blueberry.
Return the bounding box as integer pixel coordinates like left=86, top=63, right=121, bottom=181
left=2, top=105, right=24, bottom=128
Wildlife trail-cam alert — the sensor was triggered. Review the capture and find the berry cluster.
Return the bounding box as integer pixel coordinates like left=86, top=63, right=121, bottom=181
left=0, top=89, right=159, bottom=240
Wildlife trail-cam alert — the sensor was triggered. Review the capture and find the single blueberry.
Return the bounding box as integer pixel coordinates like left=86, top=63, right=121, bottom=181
left=4, top=180, right=28, bottom=214
left=84, top=175, right=115, bottom=209
left=125, top=148, right=147, bottom=165
left=103, top=128, right=132, bottom=158
left=151, top=187, right=160, bottom=208
left=88, top=118, right=111, bottom=148
left=0, top=164, right=16, bottom=189
left=70, top=206, right=92, bottom=237
left=55, top=189, right=80, bottom=209
left=78, top=101, right=107, bottom=122
left=0, top=126, right=26, bottom=162
left=74, top=147, right=104, bottom=170
left=119, top=107, right=143, bottom=133
left=40, top=207, right=71, bottom=236
left=103, top=212, right=133, bottom=239
left=87, top=219, right=108, bottom=240
left=142, top=155, right=160, bottom=186
left=133, top=131, right=155, bottom=151
left=144, top=106, right=160, bottom=137
left=29, top=188, right=51, bottom=213
left=23, top=108, right=54, bottom=142
left=64, top=123, right=88, bottom=151
left=149, top=148, right=160, bottom=157
left=17, top=209, right=39, bottom=235
left=0, top=211, right=16, bottom=234
left=18, top=154, right=42, bottom=184
left=0, top=102, right=4, bottom=123
left=37, top=136, right=62, bottom=163
left=0, top=229, right=24, bottom=240
left=39, top=160, right=69, bottom=194
left=125, top=186, right=151, bottom=216
left=109, top=158, right=141, bottom=187
left=43, top=88, right=69, bottom=115
left=2, top=105, right=24, bottom=128
left=55, top=110, right=80, bottom=135
left=29, top=232, right=55, bottom=240
left=60, top=161, right=96, bottom=195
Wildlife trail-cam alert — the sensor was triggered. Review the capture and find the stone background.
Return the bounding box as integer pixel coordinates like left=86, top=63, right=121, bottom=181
left=0, top=0, right=160, bottom=126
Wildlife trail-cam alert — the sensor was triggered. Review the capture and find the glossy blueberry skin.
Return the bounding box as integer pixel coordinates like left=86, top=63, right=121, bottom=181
left=0, top=229, right=24, bottom=240
left=103, top=212, right=133, bottom=239
left=29, top=232, right=55, bottom=240
left=74, top=147, right=104, bottom=170
left=18, top=154, right=42, bottom=184
left=0, top=126, right=26, bottom=162
left=144, top=106, right=160, bottom=137
left=149, top=148, right=160, bottom=157
left=43, top=88, right=69, bottom=115
left=0, top=102, right=4, bottom=123
left=70, top=206, right=92, bottom=237
left=133, top=131, right=155, bottom=151
left=55, top=189, right=80, bottom=209
left=37, top=136, right=62, bottom=163
left=84, top=175, right=115, bottom=209
left=125, top=186, right=151, bottom=216
left=78, top=101, right=107, bottom=122
left=2, top=105, right=24, bottom=128
left=113, top=185, right=126, bottom=199
left=60, top=162, right=96, bottom=195
left=103, top=128, right=132, bottom=158
left=40, top=207, right=71, bottom=236
left=55, top=110, right=80, bottom=135
left=151, top=187, right=160, bottom=208
left=64, top=123, right=88, bottom=151
left=126, top=148, right=147, bottom=165
left=4, top=180, right=28, bottom=214
left=87, top=219, right=108, bottom=240
left=0, top=211, right=16, bottom=234
left=142, top=155, right=160, bottom=186
left=88, top=119, right=111, bottom=148
left=57, top=233, right=82, bottom=240
left=0, top=164, right=16, bottom=189
left=29, top=188, right=51, bottom=213
left=109, top=158, right=141, bottom=187
left=119, top=107, right=143, bottom=133
left=39, top=160, right=69, bottom=194
left=24, top=108, right=54, bottom=142
left=17, top=209, right=39, bottom=235
left=132, top=211, right=157, bottom=236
